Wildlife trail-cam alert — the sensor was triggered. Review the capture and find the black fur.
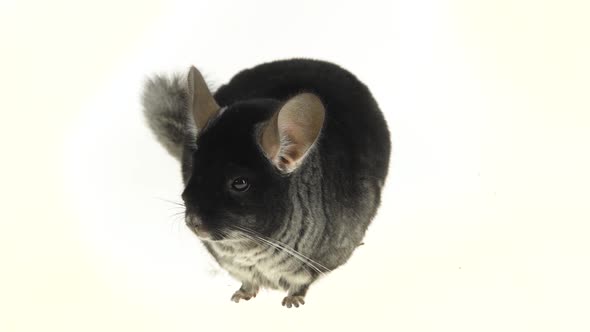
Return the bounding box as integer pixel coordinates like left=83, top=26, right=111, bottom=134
left=144, top=59, right=390, bottom=306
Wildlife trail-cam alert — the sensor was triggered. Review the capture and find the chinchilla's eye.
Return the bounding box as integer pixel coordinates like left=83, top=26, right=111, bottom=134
left=231, top=177, right=250, bottom=192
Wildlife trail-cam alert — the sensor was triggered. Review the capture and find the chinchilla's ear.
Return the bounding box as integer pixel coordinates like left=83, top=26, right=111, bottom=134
left=187, top=66, right=220, bottom=131
left=259, top=93, right=325, bottom=173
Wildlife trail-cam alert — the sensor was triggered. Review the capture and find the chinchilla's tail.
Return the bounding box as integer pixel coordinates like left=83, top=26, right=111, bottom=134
left=142, top=74, right=188, bottom=161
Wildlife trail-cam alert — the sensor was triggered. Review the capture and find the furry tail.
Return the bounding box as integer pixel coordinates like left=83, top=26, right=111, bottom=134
left=142, top=74, right=188, bottom=161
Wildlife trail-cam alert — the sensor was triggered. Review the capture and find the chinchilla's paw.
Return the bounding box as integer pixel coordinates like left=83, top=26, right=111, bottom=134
left=230, top=288, right=258, bottom=303
left=281, top=295, right=305, bottom=308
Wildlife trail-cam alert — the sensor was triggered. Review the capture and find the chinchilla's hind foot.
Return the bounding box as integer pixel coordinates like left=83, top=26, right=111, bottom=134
left=230, top=283, right=259, bottom=303
left=281, top=295, right=305, bottom=308
left=281, top=284, right=309, bottom=308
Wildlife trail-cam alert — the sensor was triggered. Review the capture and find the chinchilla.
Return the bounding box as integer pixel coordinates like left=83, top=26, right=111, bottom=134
left=142, top=59, right=390, bottom=308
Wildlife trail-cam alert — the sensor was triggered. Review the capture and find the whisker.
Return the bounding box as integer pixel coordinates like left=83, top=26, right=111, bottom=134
left=214, top=229, right=229, bottom=241
left=217, top=228, right=320, bottom=281
left=153, top=197, right=185, bottom=207
left=254, top=235, right=325, bottom=276
left=229, top=225, right=330, bottom=276
left=231, top=225, right=331, bottom=272
left=219, top=229, right=257, bottom=245
left=231, top=231, right=311, bottom=275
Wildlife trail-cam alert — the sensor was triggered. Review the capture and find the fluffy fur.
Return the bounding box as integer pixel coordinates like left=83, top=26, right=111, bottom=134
left=142, top=59, right=391, bottom=307
left=142, top=74, right=188, bottom=160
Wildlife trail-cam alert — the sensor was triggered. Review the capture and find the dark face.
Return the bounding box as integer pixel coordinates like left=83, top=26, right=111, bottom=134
left=181, top=100, right=288, bottom=241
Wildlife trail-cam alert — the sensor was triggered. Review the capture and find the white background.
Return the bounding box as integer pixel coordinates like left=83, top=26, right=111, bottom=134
left=1, top=0, right=589, bottom=331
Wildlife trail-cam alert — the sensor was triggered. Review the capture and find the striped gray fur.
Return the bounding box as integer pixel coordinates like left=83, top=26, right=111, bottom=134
left=143, top=59, right=391, bottom=307
left=204, top=148, right=378, bottom=293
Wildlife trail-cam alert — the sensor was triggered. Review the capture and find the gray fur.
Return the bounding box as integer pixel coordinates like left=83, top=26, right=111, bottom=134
left=202, top=148, right=376, bottom=296
left=141, top=74, right=188, bottom=160
left=143, top=59, right=390, bottom=307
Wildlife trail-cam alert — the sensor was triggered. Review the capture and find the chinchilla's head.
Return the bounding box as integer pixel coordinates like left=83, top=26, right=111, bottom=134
left=180, top=67, right=325, bottom=241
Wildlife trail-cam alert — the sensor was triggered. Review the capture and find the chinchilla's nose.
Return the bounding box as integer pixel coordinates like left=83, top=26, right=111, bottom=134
left=185, top=214, right=211, bottom=239
left=185, top=213, right=202, bottom=227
